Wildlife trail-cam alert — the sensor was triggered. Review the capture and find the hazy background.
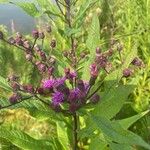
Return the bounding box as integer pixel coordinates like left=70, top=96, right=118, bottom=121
left=0, top=0, right=50, bottom=33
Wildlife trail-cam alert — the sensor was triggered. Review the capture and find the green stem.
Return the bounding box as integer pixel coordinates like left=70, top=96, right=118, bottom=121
left=73, top=113, right=78, bottom=150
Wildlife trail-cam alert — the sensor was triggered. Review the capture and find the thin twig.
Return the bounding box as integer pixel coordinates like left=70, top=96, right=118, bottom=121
left=3, top=39, right=25, bottom=51
left=55, top=0, right=66, bottom=19
left=0, top=96, right=33, bottom=110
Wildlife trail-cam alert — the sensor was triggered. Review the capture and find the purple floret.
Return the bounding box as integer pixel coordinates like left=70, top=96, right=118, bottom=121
left=42, top=79, right=55, bottom=89
left=52, top=91, right=65, bottom=106
left=68, top=88, right=86, bottom=103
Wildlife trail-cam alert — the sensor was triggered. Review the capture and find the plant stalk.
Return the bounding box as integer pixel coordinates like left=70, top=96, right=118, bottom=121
left=73, top=113, right=78, bottom=150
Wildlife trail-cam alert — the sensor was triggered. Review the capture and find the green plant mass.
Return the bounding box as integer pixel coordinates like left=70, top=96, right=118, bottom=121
left=0, top=0, right=150, bottom=150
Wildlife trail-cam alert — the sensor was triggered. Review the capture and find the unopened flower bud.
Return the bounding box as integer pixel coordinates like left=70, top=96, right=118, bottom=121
left=80, top=52, right=86, bottom=58
left=32, top=29, right=39, bottom=39
left=46, top=25, right=52, bottom=33
left=38, top=63, right=47, bottom=72
left=25, top=54, right=33, bottom=61
left=34, top=44, right=41, bottom=52
left=48, top=57, right=56, bottom=65
left=132, top=57, right=142, bottom=67
left=110, top=38, right=116, bottom=45
left=90, top=63, right=99, bottom=77
left=23, top=85, right=34, bottom=93
left=0, top=31, right=4, bottom=39
left=107, top=48, right=113, bottom=56
left=63, top=51, right=68, bottom=57
left=37, top=87, right=44, bottom=95
left=90, top=94, right=100, bottom=104
left=48, top=67, right=54, bottom=76
left=15, top=37, right=23, bottom=46
left=117, top=43, right=123, bottom=51
left=11, top=82, right=20, bottom=91
left=39, top=32, right=45, bottom=39
left=50, top=39, right=56, bottom=48
left=8, top=75, right=19, bottom=82
left=123, top=68, right=133, bottom=78
left=9, top=93, right=22, bottom=104
left=8, top=37, right=15, bottom=44
left=77, top=80, right=85, bottom=91
left=96, top=47, right=101, bottom=55
left=64, top=68, right=70, bottom=75
left=39, top=51, right=46, bottom=61
left=23, top=40, right=31, bottom=49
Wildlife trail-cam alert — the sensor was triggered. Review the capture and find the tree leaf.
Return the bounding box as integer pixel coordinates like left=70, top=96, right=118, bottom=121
left=0, top=126, right=54, bottom=150
left=91, top=115, right=150, bottom=150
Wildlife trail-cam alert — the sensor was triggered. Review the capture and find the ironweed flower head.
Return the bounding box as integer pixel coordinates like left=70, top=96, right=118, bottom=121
left=52, top=91, right=65, bottom=106
left=42, top=79, right=55, bottom=90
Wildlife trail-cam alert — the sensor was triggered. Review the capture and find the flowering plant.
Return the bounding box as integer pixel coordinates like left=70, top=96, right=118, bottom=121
left=0, top=0, right=150, bottom=150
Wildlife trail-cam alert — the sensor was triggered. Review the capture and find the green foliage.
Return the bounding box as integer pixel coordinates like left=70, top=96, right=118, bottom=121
left=91, top=115, right=150, bottom=150
left=0, top=126, right=54, bottom=150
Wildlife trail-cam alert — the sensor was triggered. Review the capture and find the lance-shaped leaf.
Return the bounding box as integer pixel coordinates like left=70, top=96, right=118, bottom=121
left=91, top=115, right=150, bottom=150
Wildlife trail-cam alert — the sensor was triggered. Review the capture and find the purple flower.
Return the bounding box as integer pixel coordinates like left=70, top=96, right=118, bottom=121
left=52, top=91, right=65, bottom=106
left=54, top=77, right=66, bottom=87
left=42, top=79, right=55, bottom=89
left=68, top=88, right=85, bottom=103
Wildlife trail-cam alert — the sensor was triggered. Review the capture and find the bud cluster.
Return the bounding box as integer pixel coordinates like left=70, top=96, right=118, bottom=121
left=0, top=29, right=143, bottom=115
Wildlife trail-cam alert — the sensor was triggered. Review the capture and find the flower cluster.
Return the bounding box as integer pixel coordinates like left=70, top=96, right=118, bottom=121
left=0, top=29, right=144, bottom=114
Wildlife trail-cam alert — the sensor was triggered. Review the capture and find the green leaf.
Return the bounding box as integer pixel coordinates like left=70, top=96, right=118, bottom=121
left=0, top=75, right=12, bottom=92
left=75, top=0, right=98, bottom=26
left=93, top=84, right=135, bottom=119
left=105, top=45, right=137, bottom=83
left=56, top=121, right=70, bottom=150
left=0, top=126, right=54, bottom=150
left=82, top=15, right=100, bottom=80
left=91, top=115, right=150, bottom=150
left=116, top=110, right=150, bottom=129
left=10, top=2, right=40, bottom=17
left=109, top=143, right=133, bottom=150
left=89, top=137, right=107, bottom=150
